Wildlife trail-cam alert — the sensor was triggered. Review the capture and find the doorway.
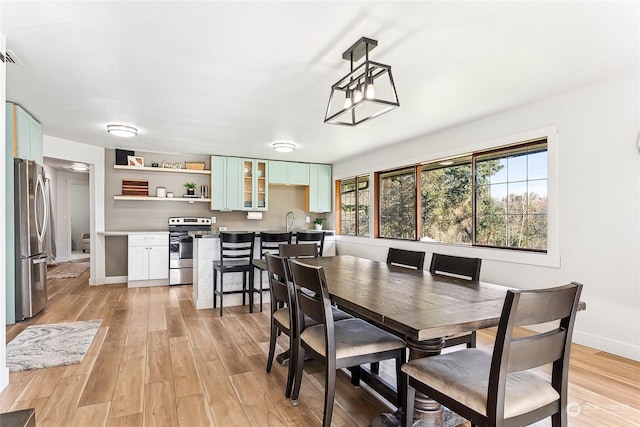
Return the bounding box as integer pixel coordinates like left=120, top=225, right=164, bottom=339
left=68, top=180, right=90, bottom=260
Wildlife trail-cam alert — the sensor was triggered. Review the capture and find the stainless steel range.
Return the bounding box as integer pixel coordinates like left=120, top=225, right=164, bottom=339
left=168, top=217, right=212, bottom=285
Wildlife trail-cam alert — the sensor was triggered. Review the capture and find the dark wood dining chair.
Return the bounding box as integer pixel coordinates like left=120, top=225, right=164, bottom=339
left=387, top=247, right=426, bottom=270
left=213, top=232, right=255, bottom=317
left=402, top=282, right=582, bottom=427
left=430, top=253, right=483, bottom=349
left=264, top=253, right=352, bottom=399
left=264, top=253, right=298, bottom=398
left=252, top=231, right=292, bottom=312
left=289, top=259, right=407, bottom=427
left=295, top=231, right=325, bottom=257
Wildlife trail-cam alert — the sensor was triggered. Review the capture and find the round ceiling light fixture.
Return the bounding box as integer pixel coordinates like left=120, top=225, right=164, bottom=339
left=70, top=164, right=89, bottom=172
left=272, top=141, right=296, bottom=153
left=107, top=124, right=138, bottom=137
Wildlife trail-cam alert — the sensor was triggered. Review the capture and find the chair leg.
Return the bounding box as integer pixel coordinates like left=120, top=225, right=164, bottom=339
left=219, top=271, right=224, bottom=317
left=371, top=362, right=380, bottom=375
left=468, top=330, right=477, bottom=348
left=350, top=365, right=361, bottom=387
left=403, top=384, right=416, bottom=427
left=323, top=359, right=337, bottom=427
left=284, top=334, right=295, bottom=398
left=213, top=269, right=217, bottom=309
left=291, top=346, right=306, bottom=406
left=266, top=321, right=277, bottom=373
left=396, top=349, right=406, bottom=408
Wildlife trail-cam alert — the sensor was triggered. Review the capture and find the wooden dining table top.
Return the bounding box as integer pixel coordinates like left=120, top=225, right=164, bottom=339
left=292, top=255, right=510, bottom=342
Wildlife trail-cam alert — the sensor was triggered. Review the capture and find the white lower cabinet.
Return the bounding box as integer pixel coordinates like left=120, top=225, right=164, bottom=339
left=128, top=233, right=169, bottom=287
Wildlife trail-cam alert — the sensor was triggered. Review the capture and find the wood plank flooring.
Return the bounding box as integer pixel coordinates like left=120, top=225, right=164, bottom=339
left=1, top=268, right=638, bottom=426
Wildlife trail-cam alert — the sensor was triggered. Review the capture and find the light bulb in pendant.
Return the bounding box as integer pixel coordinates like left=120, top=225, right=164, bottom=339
left=365, top=82, right=375, bottom=99
left=344, top=90, right=352, bottom=109
left=353, top=83, right=363, bottom=103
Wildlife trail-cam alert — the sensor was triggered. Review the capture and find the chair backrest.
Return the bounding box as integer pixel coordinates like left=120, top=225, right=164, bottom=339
left=219, top=232, right=255, bottom=266
left=279, top=243, right=318, bottom=259
left=288, top=259, right=334, bottom=336
left=259, top=232, right=293, bottom=259
left=429, top=253, right=482, bottom=281
left=488, top=282, right=583, bottom=421
left=265, top=253, right=294, bottom=320
left=295, top=231, right=325, bottom=257
left=386, top=248, right=426, bottom=270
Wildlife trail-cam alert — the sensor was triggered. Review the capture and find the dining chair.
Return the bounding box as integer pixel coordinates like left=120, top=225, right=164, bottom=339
left=295, top=231, right=325, bottom=257
left=430, top=253, right=483, bottom=349
left=213, top=232, right=255, bottom=317
left=402, top=282, right=583, bottom=427
left=289, top=259, right=407, bottom=427
left=252, top=231, right=293, bottom=312
left=387, top=247, right=426, bottom=270
left=264, top=253, right=352, bottom=398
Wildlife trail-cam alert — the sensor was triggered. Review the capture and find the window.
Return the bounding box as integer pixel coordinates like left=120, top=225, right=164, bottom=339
left=420, top=157, right=472, bottom=244
left=378, top=168, right=416, bottom=240
left=338, top=175, right=370, bottom=237
left=474, top=141, right=547, bottom=250
left=373, top=139, right=548, bottom=252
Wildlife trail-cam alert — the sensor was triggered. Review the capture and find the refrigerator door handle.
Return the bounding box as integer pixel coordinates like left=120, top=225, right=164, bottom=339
left=33, top=258, right=48, bottom=264
left=34, top=173, right=48, bottom=244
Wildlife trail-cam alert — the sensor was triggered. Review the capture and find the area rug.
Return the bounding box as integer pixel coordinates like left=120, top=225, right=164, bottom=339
left=47, top=261, right=89, bottom=279
left=6, top=319, right=102, bottom=372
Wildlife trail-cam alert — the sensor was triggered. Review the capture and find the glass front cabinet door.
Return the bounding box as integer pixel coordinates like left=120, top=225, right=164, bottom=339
left=242, top=159, right=268, bottom=211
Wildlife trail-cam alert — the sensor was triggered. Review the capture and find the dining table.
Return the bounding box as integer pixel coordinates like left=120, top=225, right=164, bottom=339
left=292, top=255, right=511, bottom=427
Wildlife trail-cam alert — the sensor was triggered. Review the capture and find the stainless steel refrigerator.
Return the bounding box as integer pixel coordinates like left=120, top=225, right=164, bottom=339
left=14, top=158, right=49, bottom=320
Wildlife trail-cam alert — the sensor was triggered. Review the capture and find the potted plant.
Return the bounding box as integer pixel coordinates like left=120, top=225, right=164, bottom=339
left=184, top=182, right=197, bottom=196
left=313, top=218, right=325, bottom=231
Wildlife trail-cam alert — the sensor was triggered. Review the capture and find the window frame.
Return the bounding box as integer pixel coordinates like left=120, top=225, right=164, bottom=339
left=336, top=174, right=371, bottom=237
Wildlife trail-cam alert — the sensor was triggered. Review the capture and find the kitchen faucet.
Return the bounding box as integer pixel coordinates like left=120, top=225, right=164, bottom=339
left=286, top=211, right=295, bottom=231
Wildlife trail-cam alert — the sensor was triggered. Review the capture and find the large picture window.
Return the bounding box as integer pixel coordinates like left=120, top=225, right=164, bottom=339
left=368, top=139, right=547, bottom=251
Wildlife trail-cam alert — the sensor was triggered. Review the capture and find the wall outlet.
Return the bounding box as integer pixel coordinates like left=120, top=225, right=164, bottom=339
left=211, top=216, right=216, bottom=224
left=305, top=216, right=310, bottom=223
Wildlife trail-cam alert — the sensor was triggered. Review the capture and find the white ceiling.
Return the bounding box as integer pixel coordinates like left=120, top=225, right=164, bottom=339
left=2, top=1, right=638, bottom=164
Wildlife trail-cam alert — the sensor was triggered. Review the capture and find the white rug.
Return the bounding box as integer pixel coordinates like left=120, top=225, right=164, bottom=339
left=47, top=261, right=90, bottom=279
left=6, top=319, right=102, bottom=372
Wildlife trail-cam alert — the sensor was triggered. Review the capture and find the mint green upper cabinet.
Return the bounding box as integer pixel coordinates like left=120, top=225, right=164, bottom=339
left=211, top=156, right=242, bottom=211
left=242, top=159, right=268, bottom=211
left=268, top=161, right=309, bottom=185
left=7, top=103, right=43, bottom=164
left=307, top=163, right=332, bottom=213
left=288, top=162, right=310, bottom=185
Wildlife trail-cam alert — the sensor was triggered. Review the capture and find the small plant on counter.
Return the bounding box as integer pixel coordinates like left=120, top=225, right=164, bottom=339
left=313, top=218, right=326, bottom=230
left=184, top=182, right=197, bottom=195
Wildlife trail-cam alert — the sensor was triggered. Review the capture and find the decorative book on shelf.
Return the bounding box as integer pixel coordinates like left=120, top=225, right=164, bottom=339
left=122, top=179, right=149, bottom=196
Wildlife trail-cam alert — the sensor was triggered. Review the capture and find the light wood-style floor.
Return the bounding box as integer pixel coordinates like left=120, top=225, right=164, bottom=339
left=1, top=268, right=638, bottom=426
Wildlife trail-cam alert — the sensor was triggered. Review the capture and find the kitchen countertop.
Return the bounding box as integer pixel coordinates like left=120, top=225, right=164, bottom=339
left=189, top=230, right=334, bottom=238
left=99, top=231, right=169, bottom=236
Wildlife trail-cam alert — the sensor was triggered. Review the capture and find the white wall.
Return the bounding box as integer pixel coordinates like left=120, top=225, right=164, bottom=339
left=43, top=136, right=106, bottom=285
left=333, top=73, right=640, bottom=361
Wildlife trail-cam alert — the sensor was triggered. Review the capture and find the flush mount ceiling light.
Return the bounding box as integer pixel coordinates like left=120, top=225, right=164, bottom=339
left=324, top=37, right=399, bottom=126
left=107, top=124, right=138, bottom=137
left=70, top=164, right=89, bottom=172
left=272, top=141, right=296, bottom=153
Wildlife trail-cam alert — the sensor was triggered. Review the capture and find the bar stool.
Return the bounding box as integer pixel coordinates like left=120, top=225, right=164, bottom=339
left=213, top=232, right=255, bottom=316
left=252, top=231, right=292, bottom=312
left=295, top=231, right=325, bottom=256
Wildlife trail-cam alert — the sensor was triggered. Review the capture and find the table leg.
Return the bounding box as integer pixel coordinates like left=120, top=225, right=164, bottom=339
left=405, top=336, right=446, bottom=426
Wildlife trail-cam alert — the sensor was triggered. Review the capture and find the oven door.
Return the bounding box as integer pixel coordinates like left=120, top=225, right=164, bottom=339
left=169, top=234, right=193, bottom=268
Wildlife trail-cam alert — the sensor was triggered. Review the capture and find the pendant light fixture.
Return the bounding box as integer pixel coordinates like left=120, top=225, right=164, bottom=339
left=324, top=37, right=399, bottom=126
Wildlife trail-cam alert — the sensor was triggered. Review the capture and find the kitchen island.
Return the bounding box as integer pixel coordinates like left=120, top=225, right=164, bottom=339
left=190, top=230, right=334, bottom=310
